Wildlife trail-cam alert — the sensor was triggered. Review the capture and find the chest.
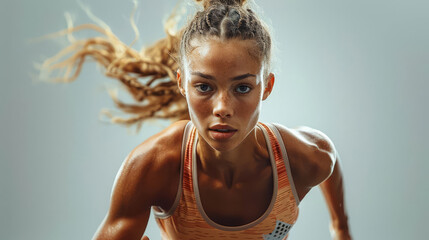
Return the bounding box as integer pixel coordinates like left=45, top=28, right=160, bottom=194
left=196, top=167, right=274, bottom=227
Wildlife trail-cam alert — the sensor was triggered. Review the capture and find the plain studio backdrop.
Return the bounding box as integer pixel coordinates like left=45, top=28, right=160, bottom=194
left=1, top=0, right=427, bottom=239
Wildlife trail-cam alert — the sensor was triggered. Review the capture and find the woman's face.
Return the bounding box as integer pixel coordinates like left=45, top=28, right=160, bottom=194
left=178, top=38, right=274, bottom=152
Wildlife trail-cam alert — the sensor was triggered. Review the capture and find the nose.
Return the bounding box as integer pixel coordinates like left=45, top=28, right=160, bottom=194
left=213, top=92, right=233, bottom=118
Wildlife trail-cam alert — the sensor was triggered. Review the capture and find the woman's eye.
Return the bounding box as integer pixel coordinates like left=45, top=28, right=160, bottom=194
left=235, top=85, right=251, bottom=94
left=195, top=84, right=212, bottom=93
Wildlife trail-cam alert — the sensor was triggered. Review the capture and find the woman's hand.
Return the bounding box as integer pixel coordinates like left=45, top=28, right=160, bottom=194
left=142, top=236, right=150, bottom=240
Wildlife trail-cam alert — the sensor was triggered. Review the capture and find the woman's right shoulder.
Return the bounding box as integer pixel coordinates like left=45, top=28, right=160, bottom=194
left=140, top=119, right=189, bottom=165
left=113, top=120, right=189, bottom=207
left=128, top=120, right=189, bottom=176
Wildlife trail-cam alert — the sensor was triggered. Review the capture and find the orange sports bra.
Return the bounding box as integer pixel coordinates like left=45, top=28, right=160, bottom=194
left=152, top=122, right=300, bottom=239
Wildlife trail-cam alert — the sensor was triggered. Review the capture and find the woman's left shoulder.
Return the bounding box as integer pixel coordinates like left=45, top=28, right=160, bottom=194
left=270, top=123, right=337, bottom=187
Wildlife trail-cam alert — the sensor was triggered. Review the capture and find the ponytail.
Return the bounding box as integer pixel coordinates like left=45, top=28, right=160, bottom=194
left=38, top=4, right=189, bottom=133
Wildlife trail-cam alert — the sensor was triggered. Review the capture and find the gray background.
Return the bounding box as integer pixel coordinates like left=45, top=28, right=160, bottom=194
left=1, top=0, right=428, bottom=239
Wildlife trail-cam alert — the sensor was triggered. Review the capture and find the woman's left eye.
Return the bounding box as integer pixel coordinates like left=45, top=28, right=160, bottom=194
left=235, top=85, right=251, bottom=94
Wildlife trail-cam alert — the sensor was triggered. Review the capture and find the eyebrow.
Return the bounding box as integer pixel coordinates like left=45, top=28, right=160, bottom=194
left=191, top=72, right=257, bottom=81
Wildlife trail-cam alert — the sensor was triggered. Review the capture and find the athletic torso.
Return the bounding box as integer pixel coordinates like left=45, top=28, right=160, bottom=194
left=152, top=121, right=301, bottom=239
left=152, top=120, right=315, bottom=215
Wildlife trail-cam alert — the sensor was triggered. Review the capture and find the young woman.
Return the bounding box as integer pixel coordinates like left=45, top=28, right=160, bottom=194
left=42, top=0, right=351, bottom=239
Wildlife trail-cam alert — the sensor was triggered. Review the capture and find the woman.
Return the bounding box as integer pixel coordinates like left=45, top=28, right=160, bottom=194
left=42, top=0, right=351, bottom=239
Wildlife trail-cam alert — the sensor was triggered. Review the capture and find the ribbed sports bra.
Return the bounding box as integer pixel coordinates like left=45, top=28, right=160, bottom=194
left=152, top=122, right=300, bottom=239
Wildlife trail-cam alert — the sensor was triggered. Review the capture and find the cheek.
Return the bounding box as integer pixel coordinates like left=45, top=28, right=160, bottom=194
left=239, top=89, right=263, bottom=116
left=186, top=93, right=211, bottom=118
left=242, top=98, right=261, bottom=122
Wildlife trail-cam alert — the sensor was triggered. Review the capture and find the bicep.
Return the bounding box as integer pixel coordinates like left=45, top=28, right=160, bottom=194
left=93, top=151, right=158, bottom=240
left=93, top=211, right=150, bottom=240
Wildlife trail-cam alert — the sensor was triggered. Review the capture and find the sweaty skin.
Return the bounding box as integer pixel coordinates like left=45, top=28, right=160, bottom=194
left=92, top=39, right=351, bottom=240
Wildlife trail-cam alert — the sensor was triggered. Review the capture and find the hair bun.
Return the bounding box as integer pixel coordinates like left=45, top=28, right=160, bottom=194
left=195, top=0, right=247, bottom=9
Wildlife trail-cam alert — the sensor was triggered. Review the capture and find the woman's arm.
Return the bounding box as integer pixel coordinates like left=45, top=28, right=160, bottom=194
left=275, top=124, right=352, bottom=239
left=92, top=121, right=186, bottom=240
left=299, top=127, right=352, bottom=239
left=92, top=151, right=154, bottom=240
left=319, top=154, right=352, bottom=240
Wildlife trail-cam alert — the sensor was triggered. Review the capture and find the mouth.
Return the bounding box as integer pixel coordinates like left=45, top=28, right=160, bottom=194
left=209, top=129, right=237, bottom=133
left=209, top=124, right=237, bottom=132
left=208, top=124, right=237, bottom=140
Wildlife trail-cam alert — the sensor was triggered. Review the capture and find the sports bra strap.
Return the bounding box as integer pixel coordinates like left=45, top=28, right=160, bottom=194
left=269, top=123, right=300, bottom=206
left=152, top=121, right=193, bottom=218
left=181, top=121, right=194, bottom=163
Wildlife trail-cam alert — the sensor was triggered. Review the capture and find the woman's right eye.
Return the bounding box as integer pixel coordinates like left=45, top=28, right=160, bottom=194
left=195, top=84, right=213, bottom=93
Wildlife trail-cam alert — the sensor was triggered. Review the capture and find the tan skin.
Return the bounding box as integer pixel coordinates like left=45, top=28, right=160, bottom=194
left=92, top=38, right=351, bottom=240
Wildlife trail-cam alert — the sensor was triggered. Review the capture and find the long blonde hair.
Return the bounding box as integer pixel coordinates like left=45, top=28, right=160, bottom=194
left=39, top=0, right=271, bottom=132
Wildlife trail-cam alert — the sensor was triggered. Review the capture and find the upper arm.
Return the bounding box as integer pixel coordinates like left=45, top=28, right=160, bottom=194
left=92, top=120, right=187, bottom=240
left=294, top=126, right=337, bottom=186
left=92, top=147, right=159, bottom=240
left=274, top=124, right=337, bottom=198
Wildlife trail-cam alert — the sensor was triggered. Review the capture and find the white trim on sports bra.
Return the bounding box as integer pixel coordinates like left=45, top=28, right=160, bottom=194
left=270, top=123, right=300, bottom=206
left=152, top=121, right=193, bottom=218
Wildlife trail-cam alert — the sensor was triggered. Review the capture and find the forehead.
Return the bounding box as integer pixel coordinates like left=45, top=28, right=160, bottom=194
left=185, top=38, right=262, bottom=74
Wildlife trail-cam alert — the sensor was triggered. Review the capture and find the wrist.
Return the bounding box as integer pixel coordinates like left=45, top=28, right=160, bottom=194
left=330, top=219, right=350, bottom=233
left=329, top=223, right=352, bottom=240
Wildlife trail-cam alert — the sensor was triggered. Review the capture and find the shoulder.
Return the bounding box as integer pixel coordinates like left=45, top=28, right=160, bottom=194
left=111, top=120, right=189, bottom=208
left=271, top=123, right=337, bottom=187
left=132, top=120, right=189, bottom=166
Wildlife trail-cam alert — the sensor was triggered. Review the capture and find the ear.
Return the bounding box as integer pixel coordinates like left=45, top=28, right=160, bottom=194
left=177, top=69, right=186, bottom=97
left=262, top=73, right=275, bottom=100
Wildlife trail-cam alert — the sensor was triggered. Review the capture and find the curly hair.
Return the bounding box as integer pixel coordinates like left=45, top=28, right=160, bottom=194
left=39, top=0, right=272, bottom=132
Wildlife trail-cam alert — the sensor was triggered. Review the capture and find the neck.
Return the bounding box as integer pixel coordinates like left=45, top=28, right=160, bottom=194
left=195, top=127, right=270, bottom=187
